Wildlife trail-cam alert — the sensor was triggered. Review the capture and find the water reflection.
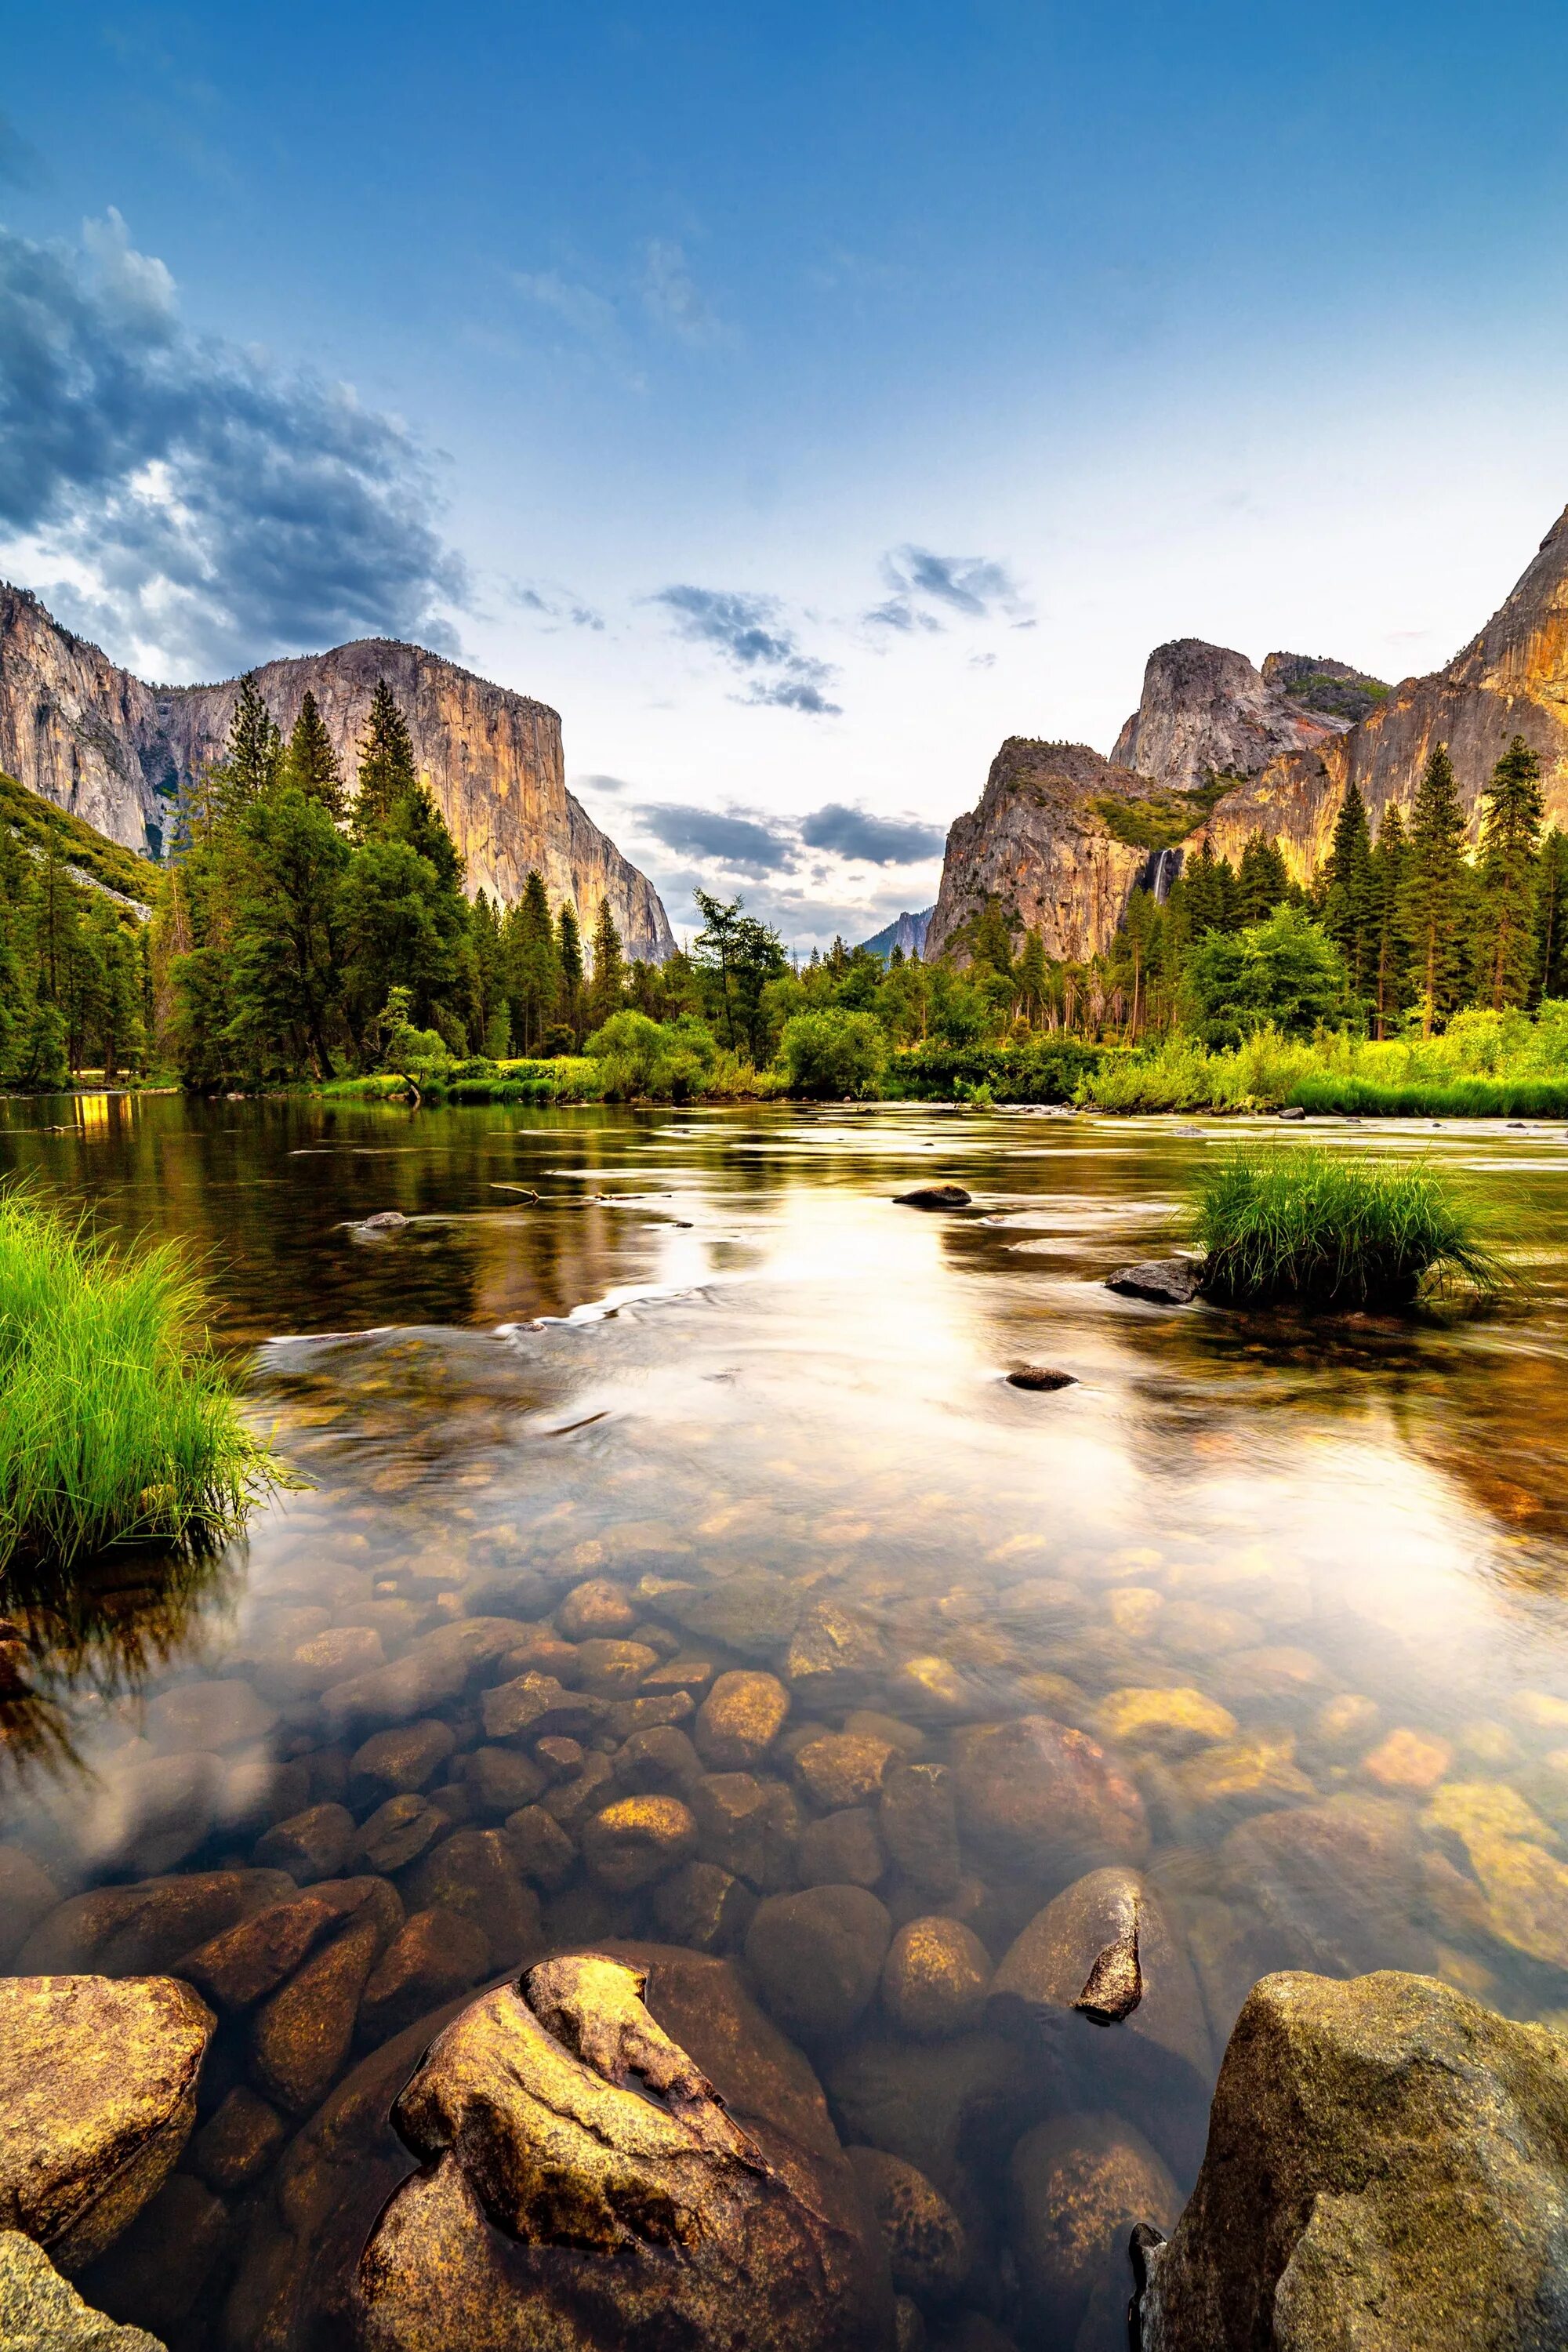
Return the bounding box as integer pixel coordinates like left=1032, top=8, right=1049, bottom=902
left=4, top=1095, right=1568, bottom=2348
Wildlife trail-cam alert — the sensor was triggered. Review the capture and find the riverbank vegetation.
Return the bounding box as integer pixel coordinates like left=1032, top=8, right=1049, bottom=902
left=5, top=678, right=1568, bottom=1116
left=0, top=1191, right=274, bottom=1569
left=1192, top=1146, right=1505, bottom=1306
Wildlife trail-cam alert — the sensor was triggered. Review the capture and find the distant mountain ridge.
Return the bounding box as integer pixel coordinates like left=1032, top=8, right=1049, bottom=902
left=0, top=586, right=676, bottom=960
left=860, top=907, right=934, bottom=959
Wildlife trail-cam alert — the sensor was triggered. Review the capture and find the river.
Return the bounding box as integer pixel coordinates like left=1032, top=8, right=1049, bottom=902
left=4, top=1093, right=1568, bottom=2348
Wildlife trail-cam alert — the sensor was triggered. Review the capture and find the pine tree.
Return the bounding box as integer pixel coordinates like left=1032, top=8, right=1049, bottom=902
left=1534, top=828, right=1568, bottom=1003
left=504, top=872, right=560, bottom=1052
left=1236, top=832, right=1289, bottom=924
left=1474, top=735, right=1545, bottom=1010
left=557, top=902, right=585, bottom=1042
left=1399, top=744, right=1469, bottom=1035
left=1014, top=930, right=1050, bottom=1029
left=1322, top=782, right=1376, bottom=1005
left=354, top=679, right=418, bottom=833
left=587, top=898, right=626, bottom=1031
left=211, top=674, right=284, bottom=815
left=1183, top=840, right=1228, bottom=936
left=470, top=892, right=510, bottom=1055
left=1368, top=804, right=1410, bottom=1037
left=282, top=691, right=345, bottom=819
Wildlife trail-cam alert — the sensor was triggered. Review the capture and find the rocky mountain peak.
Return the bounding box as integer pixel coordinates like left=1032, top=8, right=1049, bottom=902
left=1261, top=652, right=1389, bottom=725
left=1111, top=637, right=1350, bottom=794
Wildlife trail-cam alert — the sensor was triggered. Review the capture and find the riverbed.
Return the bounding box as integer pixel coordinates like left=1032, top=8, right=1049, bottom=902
left=5, top=1094, right=1568, bottom=2348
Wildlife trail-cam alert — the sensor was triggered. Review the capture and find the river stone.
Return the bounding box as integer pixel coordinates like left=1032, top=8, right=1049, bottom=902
left=539, top=1751, right=615, bottom=1832
left=254, top=1801, right=355, bottom=1884
left=666, top=1573, right=804, bottom=1660
left=824, top=2028, right=1062, bottom=2209
left=799, top=1806, right=887, bottom=1889
left=358, top=1907, right=494, bottom=2045
left=16, top=1869, right=292, bottom=1976
left=990, top=1867, right=1212, bottom=2091
left=400, top=1828, right=543, bottom=1968
left=569, top=1638, right=660, bottom=1696
left=1219, top=1795, right=1435, bottom=1977
left=880, top=1918, right=991, bottom=2040
left=797, top=1732, right=898, bottom=1811
left=614, top=1726, right=705, bottom=1793
left=1139, top=1969, right=1568, bottom=2352
left=319, top=1619, right=521, bottom=1738
left=0, top=2230, right=165, bottom=2351
left=0, top=1974, right=214, bottom=2270
left=846, top=2147, right=969, bottom=2299
left=78, top=2169, right=231, bottom=2343
left=691, top=1772, right=803, bottom=1890
left=177, top=1877, right=392, bottom=2010
left=556, top=1579, right=639, bottom=1639
left=352, top=1795, right=441, bottom=1874
left=1094, top=1688, right=1237, bottom=1757
left=349, top=1720, right=457, bottom=1804
left=1105, top=1259, right=1201, bottom=1305
left=250, top=1911, right=391, bottom=2114
left=481, top=1671, right=607, bottom=1745
left=460, top=1745, right=546, bottom=1820
left=786, top=1603, right=887, bottom=1702
left=144, top=1677, right=278, bottom=1754
left=581, top=1795, right=699, bottom=1890
left=651, top=1861, right=758, bottom=1954
left=188, top=2085, right=289, bottom=2191
left=503, top=1805, right=577, bottom=1890
left=350, top=1950, right=891, bottom=2352
left=81, top=1751, right=225, bottom=1877
left=894, top=1185, right=971, bottom=1209
left=952, top=1716, right=1149, bottom=1881
left=746, top=1886, right=893, bottom=2041
left=259, top=1624, right=386, bottom=1701
left=0, top=1847, right=61, bottom=1967
left=880, top=1763, right=961, bottom=1896
left=1010, top=2113, right=1177, bottom=2343
left=695, top=1670, right=792, bottom=1769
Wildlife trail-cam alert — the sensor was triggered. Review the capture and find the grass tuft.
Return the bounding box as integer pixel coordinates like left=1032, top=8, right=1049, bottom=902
left=1192, top=1145, right=1507, bottom=1308
left=0, top=1188, right=277, bottom=1570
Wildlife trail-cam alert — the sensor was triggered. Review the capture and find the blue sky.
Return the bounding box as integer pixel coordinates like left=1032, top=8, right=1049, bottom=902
left=6, top=2, right=1568, bottom=946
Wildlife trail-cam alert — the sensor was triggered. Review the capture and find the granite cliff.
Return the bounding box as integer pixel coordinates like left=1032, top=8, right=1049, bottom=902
left=0, top=587, right=675, bottom=960
left=1112, top=639, right=1352, bottom=795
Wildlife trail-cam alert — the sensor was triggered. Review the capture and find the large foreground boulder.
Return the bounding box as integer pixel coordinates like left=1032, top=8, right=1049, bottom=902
left=1139, top=1970, right=1568, bottom=2350
left=0, top=2230, right=165, bottom=2350
left=0, top=1976, right=214, bottom=2272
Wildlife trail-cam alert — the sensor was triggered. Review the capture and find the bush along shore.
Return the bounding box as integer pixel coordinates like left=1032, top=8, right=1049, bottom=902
left=0, top=1190, right=277, bottom=1570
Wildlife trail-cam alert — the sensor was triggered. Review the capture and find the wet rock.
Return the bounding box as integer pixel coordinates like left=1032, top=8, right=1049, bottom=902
left=253, top=1800, right=355, bottom=1884
left=251, top=1911, right=390, bottom=2114
left=259, top=1624, right=387, bottom=1701
left=1171, top=1732, right=1316, bottom=1815
left=847, top=2146, right=969, bottom=2299
left=1105, top=1259, right=1200, bottom=1305
left=349, top=1950, right=891, bottom=2352
left=358, top=1907, right=493, bottom=2045
left=1220, top=1796, right=1435, bottom=1977
left=320, top=1619, right=522, bottom=1738
left=607, top=1691, right=699, bottom=1739
left=78, top=2169, right=230, bottom=2343
left=349, top=1720, right=457, bottom=1804
left=691, top=1771, right=803, bottom=1890
left=188, top=2085, right=288, bottom=2191
left=1094, top=1687, right=1236, bottom=1758
left=1157, top=1599, right=1265, bottom=1659
left=178, top=1877, right=394, bottom=2010
left=0, top=1974, right=213, bottom=2270
left=481, top=1671, right=607, bottom=1745
left=652, top=1861, right=758, bottom=1954
left=640, top=1654, right=717, bottom=1697
left=0, top=1846, right=60, bottom=1966
left=539, top=1750, right=616, bottom=1832
left=825, top=2029, right=1059, bottom=2209
left=1361, top=1724, right=1453, bottom=1793
left=1312, top=1693, right=1381, bottom=1752
left=144, top=1677, right=278, bottom=1754
left=568, top=1637, right=658, bottom=1695
left=800, top=1806, right=887, bottom=1889
left=556, top=1579, right=638, bottom=1639
left=1138, top=1969, right=1568, bottom=2352
left=1211, top=1643, right=1327, bottom=1701
left=1006, top=1364, right=1076, bottom=1391
left=582, top=1795, right=699, bottom=1890
left=0, top=2230, right=164, bottom=2351
left=503, top=1805, right=577, bottom=1890
left=797, top=1730, right=898, bottom=1811
left=401, top=1828, right=543, bottom=1967
left=1425, top=1784, right=1568, bottom=1969
left=895, top=1185, right=971, bottom=1209
left=458, top=1745, right=545, bottom=1821
left=746, top=1885, right=893, bottom=2041
left=786, top=1603, right=887, bottom=1703
left=16, top=1869, right=292, bottom=1976
left=669, top=1573, right=804, bottom=1660
left=358, top=1210, right=408, bottom=1231
left=355, top=1794, right=444, bottom=1873
left=881, top=1918, right=991, bottom=2039
left=82, top=1751, right=226, bottom=1877
left=848, top=1711, right=925, bottom=1758
left=895, top=2294, right=927, bottom=2352
left=614, top=1725, right=705, bottom=1793
left=532, top=1735, right=584, bottom=1782
left=952, top=1716, right=1149, bottom=1881
left=695, top=1670, right=792, bottom=1769
left=1009, top=2113, right=1176, bottom=2342
left=880, top=1763, right=962, bottom=1896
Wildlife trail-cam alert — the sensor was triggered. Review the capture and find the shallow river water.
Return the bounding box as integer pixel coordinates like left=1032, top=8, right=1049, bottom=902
left=5, top=1094, right=1568, bottom=2350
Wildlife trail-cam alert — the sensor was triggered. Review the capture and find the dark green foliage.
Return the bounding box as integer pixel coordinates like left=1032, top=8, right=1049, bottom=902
left=0, top=774, right=159, bottom=904
left=281, top=691, right=345, bottom=818
left=1181, top=905, right=1348, bottom=1047
left=692, top=890, right=789, bottom=1062
left=779, top=1007, right=889, bottom=1098
left=1475, top=735, right=1544, bottom=1010
left=354, top=677, right=419, bottom=833
left=1236, top=832, right=1289, bottom=923
left=556, top=901, right=584, bottom=1041
left=587, top=898, right=626, bottom=1030
left=0, top=808, right=150, bottom=1087
left=1367, top=803, right=1410, bottom=1036
left=1322, top=782, right=1375, bottom=1000
left=1192, top=1145, right=1504, bottom=1307
left=1535, top=829, right=1568, bottom=1004
left=207, top=673, right=284, bottom=816
left=1400, top=743, right=1469, bottom=1033
left=1181, top=840, right=1241, bottom=937
left=1092, top=773, right=1232, bottom=849
left=890, top=1038, right=1102, bottom=1102
left=503, top=871, right=561, bottom=1053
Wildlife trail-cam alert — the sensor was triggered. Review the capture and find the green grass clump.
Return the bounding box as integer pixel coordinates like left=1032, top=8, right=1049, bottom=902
left=0, top=1190, right=276, bottom=1570
left=1192, top=1145, right=1505, bottom=1307
left=1289, top=1074, right=1568, bottom=1119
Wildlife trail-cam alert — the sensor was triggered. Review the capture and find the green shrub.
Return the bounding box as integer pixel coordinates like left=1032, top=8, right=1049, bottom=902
left=1182, top=906, right=1348, bottom=1046
left=891, top=1039, right=1102, bottom=1102
left=585, top=1011, right=719, bottom=1101
left=0, top=1189, right=276, bottom=1568
left=1192, top=1145, right=1504, bottom=1307
left=779, top=1008, right=889, bottom=1098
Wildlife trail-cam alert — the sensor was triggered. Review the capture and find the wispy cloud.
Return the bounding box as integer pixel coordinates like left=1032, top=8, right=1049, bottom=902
left=799, top=803, right=946, bottom=865
left=0, top=114, right=48, bottom=191
left=507, top=579, right=605, bottom=631
left=0, top=210, right=465, bottom=677
left=653, top=583, right=842, bottom=715
left=866, top=543, right=1031, bottom=633
left=641, top=239, right=727, bottom=346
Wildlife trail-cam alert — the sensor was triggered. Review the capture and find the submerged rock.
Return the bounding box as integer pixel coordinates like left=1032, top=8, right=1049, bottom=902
left=1139, top=1969, right=1568, bottom=2350
left=746, top=1885, right=893, bottom=2041
left=1105, top=1261, right=1201, bottom=1305
left=0, top=2230, right=165, bottom=2351
left=1009, top=2113, right=1176, bottom=2344
left=952, top=1716, right=1149, bottom=1881
left=846, top=2147, right=969, bottom=2299
left=0, top=1974, right=213, bottom=2271
left=349, top=1949, right=891, bottom=2352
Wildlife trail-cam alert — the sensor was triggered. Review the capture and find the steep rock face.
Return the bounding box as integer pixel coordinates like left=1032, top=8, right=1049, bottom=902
left=1261, top=652, right=1389, bottom=726
left=1206, top=506, right=1568, bottom=880
left=0, top=587, right=674, bottom=960
left=862, top=908, right=934, bottom=960
left=1112, top=639, right=1350, bottom=794
left=924, top=741, right=1154, bottom=964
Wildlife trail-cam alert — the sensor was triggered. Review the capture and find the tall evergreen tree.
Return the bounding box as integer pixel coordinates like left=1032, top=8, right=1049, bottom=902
left=354, top=679, right=419, bottom=833
left=556, top=903, right=585, bottom=1041
left=1322, top=782, right=1375, bottom=1004
left=1014, top=930, right=1051, bottom=1028
left=1367, top=803, right=1410, bottom=1037
left=470, top=892, right=510, bottom=1055
left=227, top=786, right=350, bottom=1077
left=504, top=872, right=560, bottom=1051
left=1474, top=735, right=1545, bottom=1010
left=1534, top=828, right=1568, bottom=1003
left=1399, top=743, right=1469, bottom=1035
left=1236, top=832, right=1289, bottom=924
left=211, top=674, right=284, bottom=815
left=281, top=691, right=345, bottom=819
left=587, top=898, right=626, bottom=1030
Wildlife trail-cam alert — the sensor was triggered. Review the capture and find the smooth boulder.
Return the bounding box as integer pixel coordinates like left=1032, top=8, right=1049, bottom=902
left=1105, top=1261, right=1201, bottom=1305
left=1139, top=1969, right=1568, bottom=2351
left=0, top=2230, right=165, bottom=2351
left=951, top=1716, right=1149, bottom=1882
